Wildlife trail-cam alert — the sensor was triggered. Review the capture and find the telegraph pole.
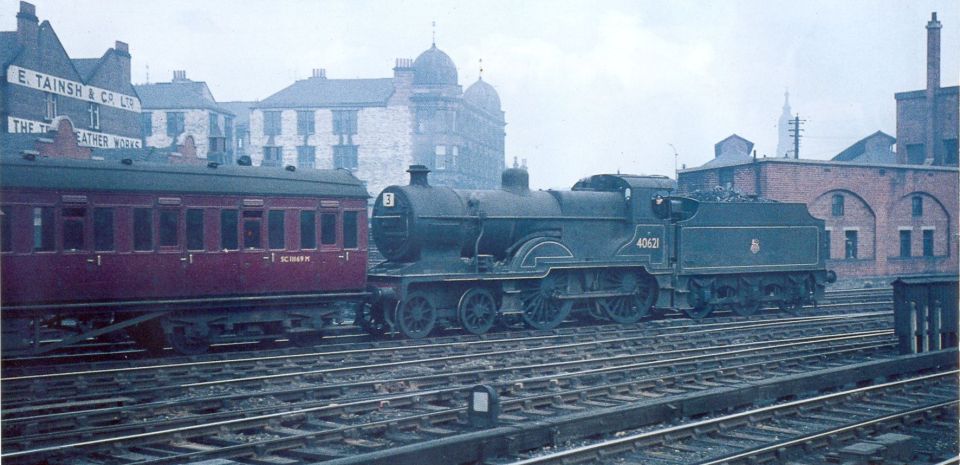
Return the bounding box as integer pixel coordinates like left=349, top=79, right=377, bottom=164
left=788, top=115, right=806, bottom=159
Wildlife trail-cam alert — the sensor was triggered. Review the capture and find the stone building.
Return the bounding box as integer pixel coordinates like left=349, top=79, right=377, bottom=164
left=678, top=14, right=959, bottom=284
left=895, top=12, right=959, bottom=166
left=220, top=101, right=253, bottom=160
left=1, top=1, right=142, bottom=152
left=135, top=71, right=235, bottom=164
left=248, top=43, right=506, bottom=197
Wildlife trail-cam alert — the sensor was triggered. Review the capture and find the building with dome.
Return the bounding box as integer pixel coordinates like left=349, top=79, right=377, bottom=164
left=245, top=42, right=506, bottom=197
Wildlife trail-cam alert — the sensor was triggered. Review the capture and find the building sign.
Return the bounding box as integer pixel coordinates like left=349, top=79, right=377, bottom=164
left=9, top=117, right=143, bottom=149
left=6, top=65, right=141, bottom=112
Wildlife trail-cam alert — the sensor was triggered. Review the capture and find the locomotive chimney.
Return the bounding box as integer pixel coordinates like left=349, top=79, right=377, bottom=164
left=407, top=165, right=430, bottom=186
left=501, top=167, right=529, bottom=193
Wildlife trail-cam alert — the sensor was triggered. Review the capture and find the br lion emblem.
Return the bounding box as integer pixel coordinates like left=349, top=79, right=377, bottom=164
left=750, top=239, right=760, bottom=254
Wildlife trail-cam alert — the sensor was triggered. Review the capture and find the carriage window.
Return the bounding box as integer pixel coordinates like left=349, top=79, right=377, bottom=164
left=268, top=210, right=285, bottom=249
left=320, top=213, right=337, bottom=245
left=94, top=208, right=114, bottom=251
left=159, top=210, right=179, bottom=247
left=186, top=209, right=204, bottom=251
left=133, top=208, right=153, bottom=251
left=2, top=206, right=12, bottom=252
left=300, top=211, right=316, bottom=249
left=33, top=207, right=55, bottom=251
left=62, top=207, right=86, bottom=251
left=221, top=209, right=238, bottom=250
left=343, top=211, right=358, bottom=249
left=243, top=210, right=262, bottom=249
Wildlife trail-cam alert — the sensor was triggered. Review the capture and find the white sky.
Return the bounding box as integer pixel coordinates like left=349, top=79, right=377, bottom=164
left=2, top=0, right=958, bottom=188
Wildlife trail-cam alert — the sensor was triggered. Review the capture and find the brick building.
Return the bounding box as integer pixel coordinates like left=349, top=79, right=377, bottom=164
left=678, top=13, right=958, bottom=284
left=895, top=13, right=959, bottom=166
left=135, top=71, right=235, bottom=164
left=1, top=1, right=142, bottom=152
left=679, top=158, right=957, bottom=282
left=248, top=43, right=506, bottom=197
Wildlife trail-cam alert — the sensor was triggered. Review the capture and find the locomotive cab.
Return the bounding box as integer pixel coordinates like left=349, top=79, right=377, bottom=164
left=571, top=174, right=676, bottom=223
left=652, top=195, right=699, bottom=221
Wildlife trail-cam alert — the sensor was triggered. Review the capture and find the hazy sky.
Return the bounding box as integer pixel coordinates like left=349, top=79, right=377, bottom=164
left=3, top=0, right=958, bottom=188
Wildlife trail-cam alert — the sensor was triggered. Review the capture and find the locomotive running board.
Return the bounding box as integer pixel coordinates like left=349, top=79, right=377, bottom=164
left=22, top=311, right=165, bottom=356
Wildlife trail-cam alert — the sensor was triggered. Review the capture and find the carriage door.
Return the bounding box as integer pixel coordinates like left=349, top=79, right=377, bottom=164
left=238, top=207, right=272, bottom=294
left=317, top=204, right=347, bottom=291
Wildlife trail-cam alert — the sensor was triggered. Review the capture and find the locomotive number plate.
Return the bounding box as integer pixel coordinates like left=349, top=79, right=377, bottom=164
left=383, top=192, right=395, bottom=207
left=637, top=237, right=660, bottom=249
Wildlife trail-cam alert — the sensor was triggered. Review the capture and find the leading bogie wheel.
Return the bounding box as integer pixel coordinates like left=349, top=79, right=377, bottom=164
left=458, top=288, right=498, bottom=335
left=396, top=292, right=437, bottom=339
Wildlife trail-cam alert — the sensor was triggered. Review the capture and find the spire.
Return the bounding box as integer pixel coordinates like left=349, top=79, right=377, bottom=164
left=479, top=58, right=484, bottom=80
left=776, top=89, right=794, bottom=158
left=431, top=20, right=436, bottom=47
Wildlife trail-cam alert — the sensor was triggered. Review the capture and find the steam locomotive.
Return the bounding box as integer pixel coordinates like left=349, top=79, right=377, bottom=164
left=0, top=155, right=834, bottom=355
left=363, top=166, right=835, bottom=338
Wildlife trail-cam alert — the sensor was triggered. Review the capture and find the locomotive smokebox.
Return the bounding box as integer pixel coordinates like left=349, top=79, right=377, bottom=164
left=407, top=165, right=430, bottom=186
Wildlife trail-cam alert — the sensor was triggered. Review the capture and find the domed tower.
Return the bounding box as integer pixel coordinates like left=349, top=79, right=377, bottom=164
left=412, top=44, right=459, bottom=87
left=464, top=77, right=503, bottom=119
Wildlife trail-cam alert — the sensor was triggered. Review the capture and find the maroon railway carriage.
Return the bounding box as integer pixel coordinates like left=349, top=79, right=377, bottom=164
left=0, top=155, right=369, bottom=355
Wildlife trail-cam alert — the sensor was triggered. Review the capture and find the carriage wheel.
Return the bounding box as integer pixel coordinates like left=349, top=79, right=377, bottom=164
left=458, top=288, right=498, bottom=335
left=356, top=301, right=390, bottom=336
left=734, top=300, right=762, bottom=317
left=595, top=270, right=656, bottom=324
left=288, top=330, right=323, bottom=347
left=166, top=323, right=211, bottom=356
left=128, top=319, right=166, bottom=355
left=520, top=274, right=573, bottom=330
left=397, top=292, right=437, bottom=339
left=684, top=304, right=715, bottom=320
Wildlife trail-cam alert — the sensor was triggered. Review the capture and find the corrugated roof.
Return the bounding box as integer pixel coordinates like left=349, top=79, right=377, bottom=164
left=135, top=81, right=234, bottom=115
left=0, top=155, right=369, bottom=199
left=832, top=131, right=896, bottom=164
left=254, top=77, right=395, bottom=109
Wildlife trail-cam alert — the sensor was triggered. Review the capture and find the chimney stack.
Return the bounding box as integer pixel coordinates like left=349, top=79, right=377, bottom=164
left=926, top=11, right=941, bottom=91
left=114, top=41, right=131, bottom=85
left=172, top=70, right=187, bottom=82
left=311, top=68, right=326, bottom=79
left=16, top=2, right=38, bottom=52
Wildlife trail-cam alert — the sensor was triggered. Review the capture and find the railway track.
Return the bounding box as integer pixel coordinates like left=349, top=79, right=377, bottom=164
left=498, top=369, right=958, bottom=465
left=1, top=311, right=909, bottom=464
left=1, top=287, right=892, bottom=371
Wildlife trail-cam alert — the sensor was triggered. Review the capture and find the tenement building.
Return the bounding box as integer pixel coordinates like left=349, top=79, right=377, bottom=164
left=1, top=1, right=142, bottom=155
left=678, top=13, right=958, bottom=284
left=248, top=43, right=506, bottom=196
left=135, top=71, right=235, bottom=164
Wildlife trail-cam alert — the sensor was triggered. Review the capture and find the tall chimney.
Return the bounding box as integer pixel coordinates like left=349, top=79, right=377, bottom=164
left=114, top=41, right=131, bottom=85
left=926, top=12, right=941, bottom=91
left=16, top=2, right=38, bottom=52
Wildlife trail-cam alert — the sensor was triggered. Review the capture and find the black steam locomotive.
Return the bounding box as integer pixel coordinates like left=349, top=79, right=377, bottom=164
left=363, top=165, right=836, bottom=338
